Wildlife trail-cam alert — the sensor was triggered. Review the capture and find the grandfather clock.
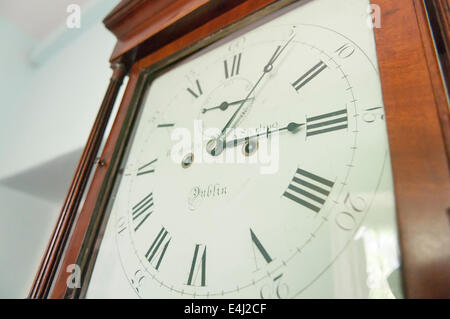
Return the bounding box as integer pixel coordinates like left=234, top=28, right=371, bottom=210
left=30, top=0, right=450, bottom=299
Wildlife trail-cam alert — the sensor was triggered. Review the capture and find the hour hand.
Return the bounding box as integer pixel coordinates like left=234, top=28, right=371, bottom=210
left=201, top=97, right=254, bottom=114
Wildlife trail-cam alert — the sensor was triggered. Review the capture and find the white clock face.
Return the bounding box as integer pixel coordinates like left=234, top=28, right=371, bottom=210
left=86, top=0, right=402, bottom=299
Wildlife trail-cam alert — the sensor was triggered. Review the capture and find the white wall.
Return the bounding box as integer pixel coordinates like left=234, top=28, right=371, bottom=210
left=0, top=0, right=121, bottom=298
left=0, top=185, right=58, bottom=298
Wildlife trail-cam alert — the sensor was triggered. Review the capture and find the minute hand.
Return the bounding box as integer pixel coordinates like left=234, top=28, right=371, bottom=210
left=224, top=122, right=304, bottom=150
left=216, top=34, right=296, bottom=141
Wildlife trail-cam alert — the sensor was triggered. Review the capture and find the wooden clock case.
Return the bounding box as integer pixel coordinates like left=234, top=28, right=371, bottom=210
left=29, top=0, right=450, bottom=299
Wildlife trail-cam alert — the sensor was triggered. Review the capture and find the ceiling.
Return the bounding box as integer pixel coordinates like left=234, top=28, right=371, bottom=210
left=0, top=0, right=93, bottom=40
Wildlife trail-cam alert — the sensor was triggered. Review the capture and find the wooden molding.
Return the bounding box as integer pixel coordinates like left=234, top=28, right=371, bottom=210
left=424, top=0, right=450, bottom=161
left=28, top=62, right=127, bottom=299
left=425, top=0, right=450, bottom=82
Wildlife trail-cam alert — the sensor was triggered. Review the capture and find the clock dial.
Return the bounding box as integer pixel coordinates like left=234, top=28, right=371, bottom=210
left=86, top=0, right=401, bottom=299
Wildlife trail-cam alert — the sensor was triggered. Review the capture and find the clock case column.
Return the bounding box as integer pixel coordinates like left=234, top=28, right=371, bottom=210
left=28, top=61, right=128, bottom=299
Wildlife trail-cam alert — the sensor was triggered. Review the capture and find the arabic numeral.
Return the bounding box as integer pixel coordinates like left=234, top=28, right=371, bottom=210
left=259, top=275, right=289, bottom=299
left=343, top=192, right=366, bottom=212
left=335, top=211, right=357, bottom=231
left=335, top=43, right=355, bottom=59
left=335, top=193, right=367, bottom=231
left=130, top=270, right=146, bottom=293
left=117, top=216, right=127, bottom=234
left=228, top=36, right=246, bottom=52
left=362, top=107, right=384, bottom=123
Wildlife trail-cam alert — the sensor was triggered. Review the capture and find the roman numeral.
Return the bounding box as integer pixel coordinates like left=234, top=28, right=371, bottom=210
left=224, top=53, right=242, bottom=79
left=132, top=192, right=153, bottom=231
left=306, top=109, right=348, bottom=136
left=186, top=244, right=206, bottom=287
left=186, top=79, right=203, bottom=98
left=250, top=228, right=272, bottom=270
left=145, top=227, right=171, bottom=270
left=292, top=61, right=327, bottom=92
left=137, top=158, right=157, bottom=176
left=283, top=168, right=334, bottom=213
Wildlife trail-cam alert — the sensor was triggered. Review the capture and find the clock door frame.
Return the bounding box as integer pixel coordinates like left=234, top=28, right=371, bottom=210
left=30, top=0, right=450, bottom=299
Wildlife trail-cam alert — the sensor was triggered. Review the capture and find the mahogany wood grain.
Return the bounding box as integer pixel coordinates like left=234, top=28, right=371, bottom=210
left=105, top=0, right=249, bottom=63
left=134, top=0, right=286, bottom=70
left=373, top=0, right=450, bottom=298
